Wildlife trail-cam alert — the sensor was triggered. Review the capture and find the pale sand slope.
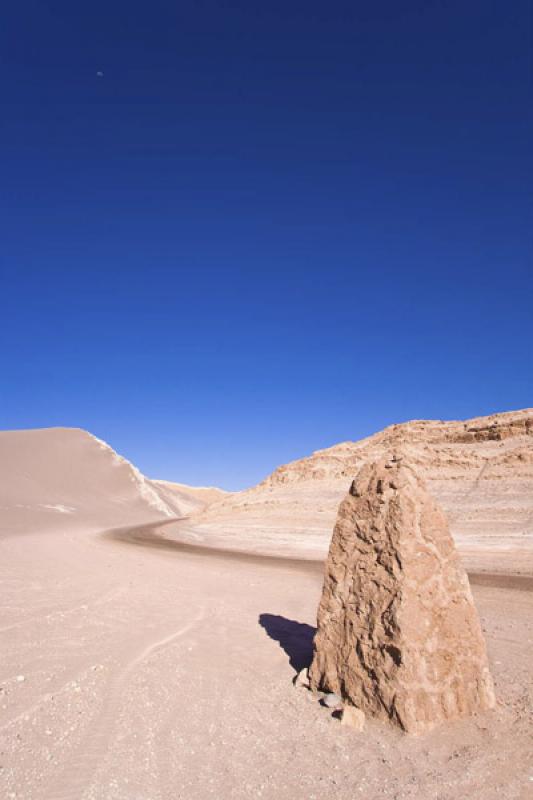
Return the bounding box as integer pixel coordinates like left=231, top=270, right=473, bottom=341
left=191, top=408, right=533, bottom=573
left=0, top=428, right=212, bottom=536
left=1, top=519, right=531, bottom=800
left=152, top=480, right=230, bottom=517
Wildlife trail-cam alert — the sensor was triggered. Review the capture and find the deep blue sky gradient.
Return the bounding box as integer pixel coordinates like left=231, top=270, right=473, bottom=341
left=1, top=1, right=531, bottom=488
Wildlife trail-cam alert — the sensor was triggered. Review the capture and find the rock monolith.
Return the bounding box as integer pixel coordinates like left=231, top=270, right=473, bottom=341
left=309, top=456, right=496, bottom=734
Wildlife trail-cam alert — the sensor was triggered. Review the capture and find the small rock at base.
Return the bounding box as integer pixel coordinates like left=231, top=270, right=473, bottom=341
left=341, top=705, right=365, bottom=730
left=293, top=668, right=310, bottom=688
left=323, top=692, right=342, bottom=708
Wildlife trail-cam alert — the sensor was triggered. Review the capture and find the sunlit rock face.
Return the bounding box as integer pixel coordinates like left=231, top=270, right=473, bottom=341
left=309, top=457, right=496, bottom=734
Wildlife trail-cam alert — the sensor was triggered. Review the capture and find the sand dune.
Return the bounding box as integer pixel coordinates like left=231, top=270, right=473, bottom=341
left=152, top=479, right=230, bottom=516
left=0, top=428, right=182, bottom=536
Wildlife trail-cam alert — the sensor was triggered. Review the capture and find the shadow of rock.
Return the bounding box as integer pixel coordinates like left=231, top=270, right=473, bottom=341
left=259, top=613, right=316, bottom=673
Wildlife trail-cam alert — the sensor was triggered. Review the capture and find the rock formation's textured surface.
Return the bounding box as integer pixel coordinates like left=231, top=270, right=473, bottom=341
left=309, top=457, right=496, bottom=734
left=194, top=408, right=533, bottom=570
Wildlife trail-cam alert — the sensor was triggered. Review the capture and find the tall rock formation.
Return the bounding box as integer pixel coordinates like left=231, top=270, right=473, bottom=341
left=309, top=456, right=496, bottom=734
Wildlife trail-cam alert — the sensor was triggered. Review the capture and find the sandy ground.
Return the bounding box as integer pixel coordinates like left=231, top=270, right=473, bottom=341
left=1, top=521, right=532, bottom=800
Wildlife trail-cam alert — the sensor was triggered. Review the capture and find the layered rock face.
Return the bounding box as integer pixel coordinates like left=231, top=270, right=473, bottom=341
left=194, top=408, right=533, bottom=568
left=309, top=457, right=496, bottom=734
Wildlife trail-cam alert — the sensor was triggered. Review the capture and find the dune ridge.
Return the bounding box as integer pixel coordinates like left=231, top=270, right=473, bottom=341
left=0, top=428, right=210, bottom=536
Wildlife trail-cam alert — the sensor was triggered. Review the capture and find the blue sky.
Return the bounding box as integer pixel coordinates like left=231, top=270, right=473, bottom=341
left=1, top=1, right=531, bottom=489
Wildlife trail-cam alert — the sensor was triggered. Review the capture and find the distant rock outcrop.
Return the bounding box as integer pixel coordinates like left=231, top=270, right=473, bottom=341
left=309, top=457, right=496, bottom=734
left=195, top=408, right=533, bottom=569
left=262, top=408, right=533, bottom=485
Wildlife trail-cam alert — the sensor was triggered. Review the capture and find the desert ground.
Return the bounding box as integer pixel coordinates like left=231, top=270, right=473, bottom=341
left=1, top=411, right=532, bottom=799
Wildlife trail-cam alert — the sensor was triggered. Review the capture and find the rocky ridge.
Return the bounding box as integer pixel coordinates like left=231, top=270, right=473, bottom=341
left=194, top=409, right=533, bottom=570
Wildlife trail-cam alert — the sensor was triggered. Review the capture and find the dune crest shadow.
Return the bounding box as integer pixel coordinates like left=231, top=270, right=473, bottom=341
left=259, top=613, right=316, bottom=673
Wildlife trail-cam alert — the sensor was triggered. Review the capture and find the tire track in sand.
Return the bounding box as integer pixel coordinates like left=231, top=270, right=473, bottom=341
left=42, top=606, right=205, bottom=800
left=0, top=584, right=128, bottom=635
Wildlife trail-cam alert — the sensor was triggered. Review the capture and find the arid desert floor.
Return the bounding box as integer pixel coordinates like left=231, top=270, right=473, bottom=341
left=1, top=411, right=532, bottom=800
